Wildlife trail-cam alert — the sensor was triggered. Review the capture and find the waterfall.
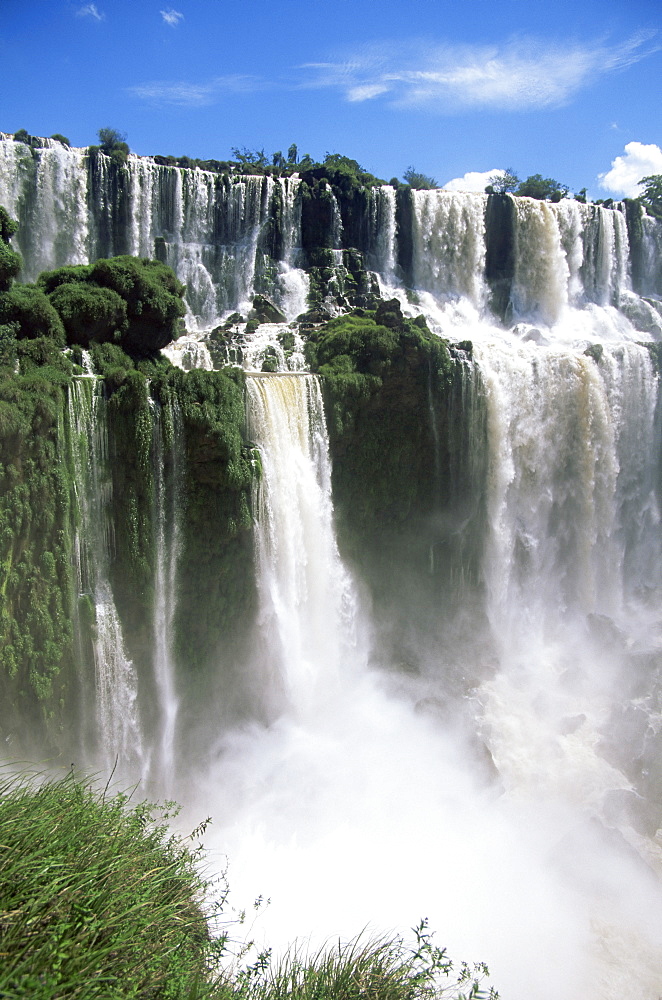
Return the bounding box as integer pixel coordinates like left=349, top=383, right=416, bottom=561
left=151, top=400, right=183, bottom=791
left=3, top=132, right=662, bottom=1000
left=411, top=190, right=488, bottom=308
left=641, top=213, right=662, bottom=296
left=67, top=378, right=144, bottom=773
left=245, top=374, right=359, bottom=714
left=369, top=184, right=397, bottom=286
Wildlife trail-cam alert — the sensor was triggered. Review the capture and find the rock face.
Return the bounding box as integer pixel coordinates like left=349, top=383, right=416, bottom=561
left=250, top=294, right=286, bottom=324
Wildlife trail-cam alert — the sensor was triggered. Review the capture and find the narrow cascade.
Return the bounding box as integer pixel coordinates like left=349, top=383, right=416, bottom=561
left=640, top=213, right=662, bottom=296
left=67, top=379, right=144, bottom=773
left=475, top=340, right=660, bottom=634
left=272, top=176, right=310, bottom=319
left=369, top=184, right=397, bottom=285
left=580, top=204, right=630, bottom=306
left=510, top=197, right=570, bottom=323
left=245, top=374, right=359, bottom=713
left=151, top=400, right=184, bottom=791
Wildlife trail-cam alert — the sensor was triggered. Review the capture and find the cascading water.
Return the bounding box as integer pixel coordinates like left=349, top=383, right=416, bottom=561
left=197, top=351, right=662, bottom=1000
left=2, top=134, right=662, bottom=999
left=151, top=400, right=184, bottom=792
left=411, top=190, right=489, bottom=308
left=66, top=378, right=144, bottom=773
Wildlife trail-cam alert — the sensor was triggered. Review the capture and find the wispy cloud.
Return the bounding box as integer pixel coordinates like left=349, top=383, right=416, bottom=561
left=129, top=76, right=263, bottom=108
left=160, top=8, right=183, bottom=27
left=76, top=3, right=104, bottom=21
left=599, top=141, right=662, bottom=198
left=302, top=31, right=659, bottom=113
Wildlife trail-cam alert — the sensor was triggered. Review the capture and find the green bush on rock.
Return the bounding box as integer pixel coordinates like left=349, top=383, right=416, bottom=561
left=48, top=281, right=128, bottom=346
left=36, top=255, right=186, bottom=356
left=0, top=284, right=66, bottom=345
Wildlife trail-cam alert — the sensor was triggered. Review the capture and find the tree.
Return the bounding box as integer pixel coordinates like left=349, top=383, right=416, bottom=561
left=50, top=134, right=70, bottom=146
left=287, top=143, right=298, bottom=165
left=230, top=146, right=268, bottom=168
left=98, top=127, right=127, bottom=151
left=639, top=174, right=662, bottom=219
left=96, top=127, right=130, bottom=165
left=403, top=167, right=437, bottom=190
left=485, top=169, right=519, bottom=194
left=515, top=174, right=568, bottom=201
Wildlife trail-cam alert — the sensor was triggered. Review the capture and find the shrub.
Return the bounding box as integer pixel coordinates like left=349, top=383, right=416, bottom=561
left=0, top=207, right=21, bottom=291
left=49, top=281, right=127, bottom=346
left=403, top=167, right=437, bottom=190
left=515, top=174, right=568, bottom=201
left=0, top=285, right=66, bottom=344
left=89, top=255, right=186, bottom=354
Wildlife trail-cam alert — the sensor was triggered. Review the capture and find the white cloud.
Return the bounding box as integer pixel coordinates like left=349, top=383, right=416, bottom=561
left=129, top=76, right=262, bottom=107
left=599, top=141, right=662, bottom=197
left=76, top=3, right=104, bottom=20
left=302, top=31, right=658, bottom=113
left=160, top=8, right=183, bottom=27
left=444, top=169, right=502, bottom=193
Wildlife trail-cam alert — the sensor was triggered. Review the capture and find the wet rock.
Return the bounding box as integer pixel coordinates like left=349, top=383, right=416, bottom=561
left=374, top=297, right=405, bottom=330
left=251, top=294, right=286, bottom=324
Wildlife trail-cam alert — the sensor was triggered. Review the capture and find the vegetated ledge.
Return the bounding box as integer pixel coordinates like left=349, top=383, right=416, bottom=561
left=0, top=768, right=499, bottom=1000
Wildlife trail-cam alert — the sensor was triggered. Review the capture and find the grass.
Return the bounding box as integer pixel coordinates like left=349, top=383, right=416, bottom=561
left=0, top=771, right=498, bottom=1000
left=0, top=768, right=226, bottom=999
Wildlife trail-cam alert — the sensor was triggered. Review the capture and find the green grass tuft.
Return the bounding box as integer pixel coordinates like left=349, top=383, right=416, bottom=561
left=0, top=769, right=226, bottom=999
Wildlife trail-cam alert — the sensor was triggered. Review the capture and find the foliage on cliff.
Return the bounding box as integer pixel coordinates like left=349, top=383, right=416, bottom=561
left=305, top=301, right=456, bottom=541
left=37, top=255, right=186, bottom=355
left=305, top=302, right=487, bottom=644
left=0, top=337, right=76, bottom=736
left=0, top=234, right=255, bottom=742
left=0, top=206, right=22, bottom=292
left=639, top=174, right=662, bottom=219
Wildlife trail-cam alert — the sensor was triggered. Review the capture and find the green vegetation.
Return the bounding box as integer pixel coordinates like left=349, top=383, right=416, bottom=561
left=0, top=771, right=498, bottom=1000
left=0, top=208, right=253, bottom=734
left=639, top=174, right=662, bottom=219
left=0, top=206, right=22, bottom=292
left=484, top=170, right=519, bottom=195
left=90, top=127, right=130, bottom=166
left=0, top=770, right=225, bottom=999
left=37, top=255, right=186, bottom=355
left=402, top=167, right=437, bottom=190
left=514, top=174, right=568, bottom=202
left=242, top=924, right=498, bottom=1000
left=305, top=301, right=456, bottom=544
left=0, top=335, right=76, bottom=735
left=50, top=133, right=70, bottom=146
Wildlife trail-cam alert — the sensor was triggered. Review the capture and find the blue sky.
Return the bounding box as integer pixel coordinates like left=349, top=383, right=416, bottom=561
left=1, top=0, right=661, bottom=198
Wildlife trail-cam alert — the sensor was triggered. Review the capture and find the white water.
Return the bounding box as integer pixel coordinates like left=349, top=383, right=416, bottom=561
left=151, top=401, right=183, bottom=792
left=193, top=348, right=662, bottom=1000
left=67, top=379, right=144, bottom=773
